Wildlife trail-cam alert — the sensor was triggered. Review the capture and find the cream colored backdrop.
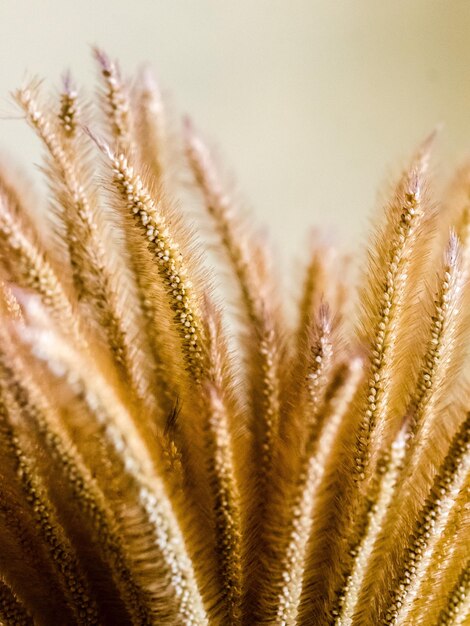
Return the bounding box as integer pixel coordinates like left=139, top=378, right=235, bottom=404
left=1, top=1, right=470, bottom=257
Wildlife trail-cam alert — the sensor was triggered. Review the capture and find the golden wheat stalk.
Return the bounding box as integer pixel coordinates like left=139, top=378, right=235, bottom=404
left=0, top=49, right=468, bottom=626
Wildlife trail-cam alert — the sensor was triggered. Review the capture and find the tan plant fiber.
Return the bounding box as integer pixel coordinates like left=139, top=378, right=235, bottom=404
left=0, top=51, right=468, bottom=626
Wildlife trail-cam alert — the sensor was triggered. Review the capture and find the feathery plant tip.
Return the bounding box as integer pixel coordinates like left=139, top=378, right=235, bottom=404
left=0, top=49, right=468, bottom=626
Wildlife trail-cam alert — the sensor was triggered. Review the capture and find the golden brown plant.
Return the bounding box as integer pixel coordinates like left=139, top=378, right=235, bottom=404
left=0, top=50, right=468, bottom=626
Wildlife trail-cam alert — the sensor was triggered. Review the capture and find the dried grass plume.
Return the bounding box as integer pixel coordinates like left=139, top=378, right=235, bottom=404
left=0, top=49, right=468, bottom=626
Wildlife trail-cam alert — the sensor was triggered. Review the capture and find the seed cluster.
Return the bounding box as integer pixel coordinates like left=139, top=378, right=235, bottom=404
left=384, top=413, right=470, bottom=625
left=438, top=560, right=470, bottom=625
left=0, top=400, right=99, bottom=624
left=357, top=188, right=422, bottom=481
left=58, top=81, right=78, bottom=139
left=112, top=153, right=204, bottom=381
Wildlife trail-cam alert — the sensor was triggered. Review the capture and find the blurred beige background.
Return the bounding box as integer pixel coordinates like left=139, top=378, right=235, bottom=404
left=1, top=1, right=470, bottom=259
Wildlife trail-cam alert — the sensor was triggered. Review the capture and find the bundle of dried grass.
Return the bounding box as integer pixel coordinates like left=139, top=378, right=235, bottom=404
left=0, top=49, right=468, bottom=625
